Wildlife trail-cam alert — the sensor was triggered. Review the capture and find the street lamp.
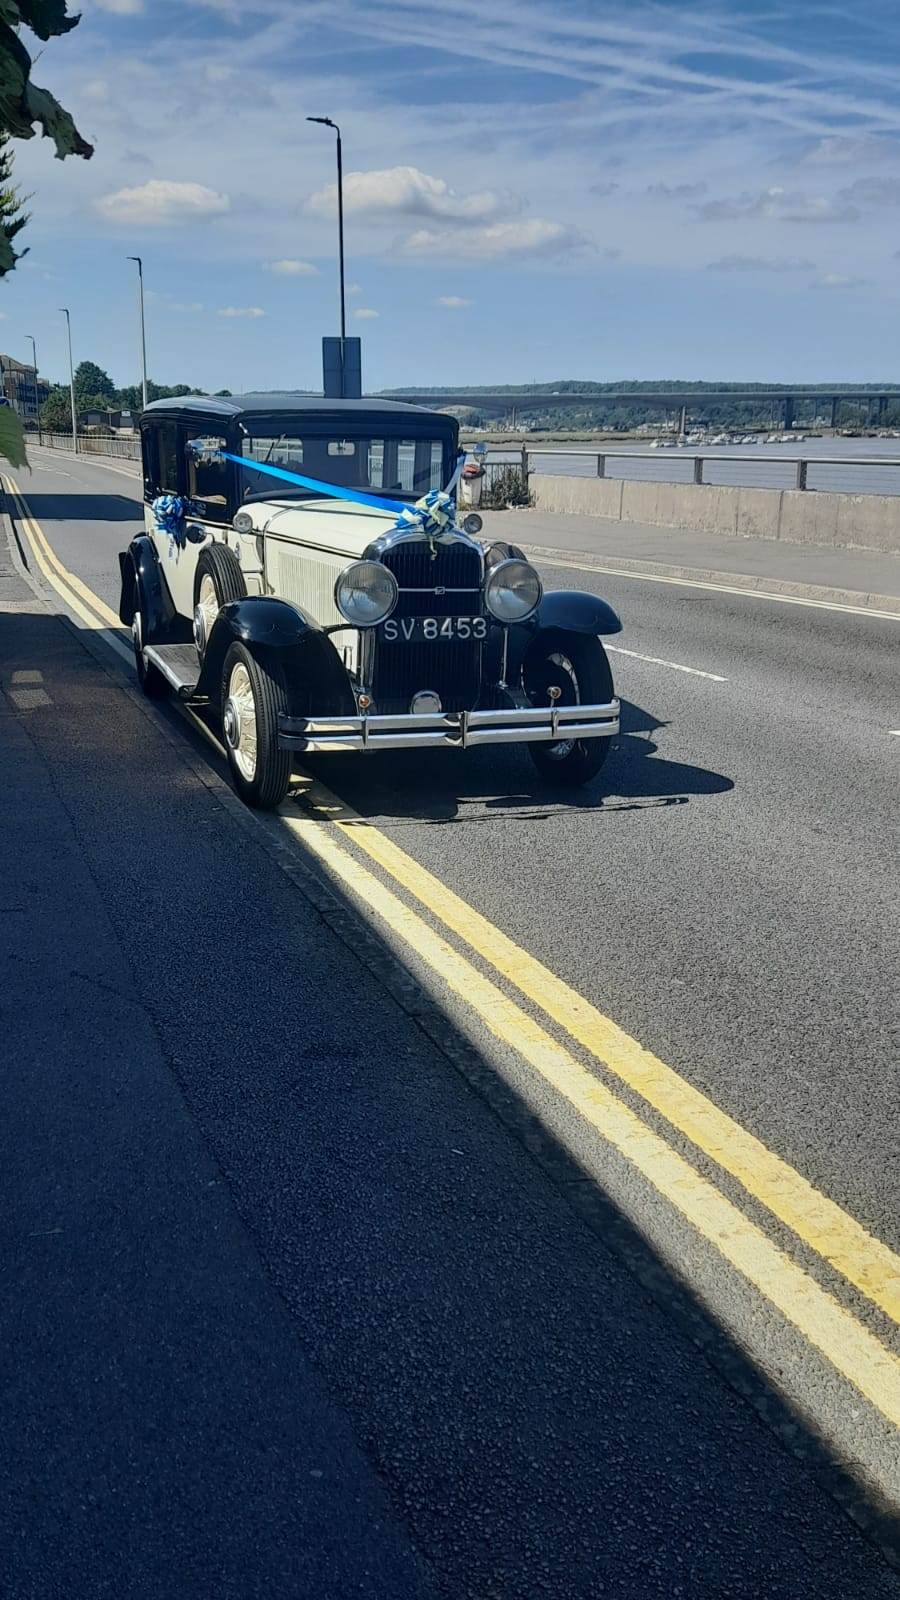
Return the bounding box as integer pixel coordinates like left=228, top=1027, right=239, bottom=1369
left=306, top=115, right=346, bottom=342
left=24, top=333, right=38, bottom=434
left=126, top=255, right=148, bottom=410
left=60, top=308, right=77, bottom=455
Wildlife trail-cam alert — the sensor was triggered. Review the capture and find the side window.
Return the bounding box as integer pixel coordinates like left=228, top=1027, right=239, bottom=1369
left=141, top=427, right=159, bottom=499
left=187, top=435, right=229, bottom=508
left=157, top=422, right=181, bottom=494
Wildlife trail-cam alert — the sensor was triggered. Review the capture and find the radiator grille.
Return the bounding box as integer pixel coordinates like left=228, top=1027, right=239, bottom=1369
left=381, top=538, right=482, bottom=618
left=374, top=536, right=483, bottom=712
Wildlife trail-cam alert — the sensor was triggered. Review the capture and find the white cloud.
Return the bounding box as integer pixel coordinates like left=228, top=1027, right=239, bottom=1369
left=838, top=178, right=900, bottom=208
left=800, top=137, right=897, bottom=166
left=435, top=296, right=472, bottom=307
left=353, top=308, right=379, bottom=319
left=90, top=0, right=143, bottom=11
left=403, top=219, right=582, bottom=260
left=264, top=258, right=319, bottom=276
left=811, top=273, right=872, bottom=290
left=308, top=165, right=509, bottom=223
left=217, top=305, right=266, bottom=318
left=648, top=182, right=707, bottom=199
left=97, top=180, right=230, bottom=226
left=707, top=254, right=814, bottom=273
left=346, top=283, right=362, bottom=295
left=696, top=187, right=858, bottom=223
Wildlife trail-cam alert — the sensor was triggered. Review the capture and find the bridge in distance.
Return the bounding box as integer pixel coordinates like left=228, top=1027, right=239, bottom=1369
left=381, top=388, right=900, bottom=428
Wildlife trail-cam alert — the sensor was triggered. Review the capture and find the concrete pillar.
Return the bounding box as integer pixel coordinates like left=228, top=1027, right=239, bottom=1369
left=831, top=397, right=839, bottom=429
left=784, top=395, right=795, bottom=431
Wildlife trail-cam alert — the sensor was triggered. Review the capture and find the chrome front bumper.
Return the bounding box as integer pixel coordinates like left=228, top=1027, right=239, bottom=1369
left=278, top=700, right=620, bottom=755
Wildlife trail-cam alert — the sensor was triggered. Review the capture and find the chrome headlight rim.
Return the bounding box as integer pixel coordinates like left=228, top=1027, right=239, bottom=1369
left=334, top=559, right=399, bottom=627
left=484, top=557, right=543, bottom=624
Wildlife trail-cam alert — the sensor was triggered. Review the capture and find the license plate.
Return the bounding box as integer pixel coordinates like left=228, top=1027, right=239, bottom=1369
left=380, top=616, right=488, bottom=643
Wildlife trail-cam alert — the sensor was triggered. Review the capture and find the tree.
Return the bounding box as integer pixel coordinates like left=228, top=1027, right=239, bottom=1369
left=0, top=132, right=28, bottom=270
left=39, top=384, right=73, bottom=432
left=74, top=360, right=115, bottom=403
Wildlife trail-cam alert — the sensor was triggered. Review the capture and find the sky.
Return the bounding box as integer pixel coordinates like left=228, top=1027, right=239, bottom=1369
left=4, top=0, right=900, bottom=392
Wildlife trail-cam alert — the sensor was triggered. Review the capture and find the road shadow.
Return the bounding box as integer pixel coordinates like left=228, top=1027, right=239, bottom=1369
left=2, top=604, right=896, bottom=1598
left=306, top=696, right=734, bottom=825
left=18, top=493, right=142, bottom=524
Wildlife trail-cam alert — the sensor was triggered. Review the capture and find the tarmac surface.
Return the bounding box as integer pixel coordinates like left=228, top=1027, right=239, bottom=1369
left=2, top=446, right=899, bottom=1597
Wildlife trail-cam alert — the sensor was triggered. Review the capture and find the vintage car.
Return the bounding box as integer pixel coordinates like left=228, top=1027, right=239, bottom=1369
left=118, top=394, right=622, bottom=809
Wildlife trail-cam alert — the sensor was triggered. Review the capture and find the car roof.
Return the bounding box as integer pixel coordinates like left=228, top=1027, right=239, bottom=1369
left=141, top=392, right=452, bottom=423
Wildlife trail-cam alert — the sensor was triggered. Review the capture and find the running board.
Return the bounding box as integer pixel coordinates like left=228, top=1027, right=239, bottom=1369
left=143, top=644, right=202, bottom=699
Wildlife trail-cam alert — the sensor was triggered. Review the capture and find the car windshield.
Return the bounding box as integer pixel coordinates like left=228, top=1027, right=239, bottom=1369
left=239, top=430, right=448, bottom=503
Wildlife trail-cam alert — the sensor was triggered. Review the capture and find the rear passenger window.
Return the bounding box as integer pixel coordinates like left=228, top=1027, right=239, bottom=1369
left=187, top=435, right=229, bottom=507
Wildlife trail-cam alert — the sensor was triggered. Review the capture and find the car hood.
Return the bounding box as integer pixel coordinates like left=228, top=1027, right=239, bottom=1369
left=248, top=497, right=401, bottom=560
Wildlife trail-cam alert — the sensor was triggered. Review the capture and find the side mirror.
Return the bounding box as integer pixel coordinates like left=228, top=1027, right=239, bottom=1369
left=463, top=512, right=483, bottom=536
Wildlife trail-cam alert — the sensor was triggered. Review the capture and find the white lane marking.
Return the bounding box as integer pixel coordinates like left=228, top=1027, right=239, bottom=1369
left=12, top=669, right=43, bottom=683
left=534, top=555, right=900, bottom=622
left=890, top=730, right=900, bottom=737
left=606, top=644, right=728, bottom=682
left=28, top=446, right=140, bottom=482
left=7, top=687, right=51, bottom=708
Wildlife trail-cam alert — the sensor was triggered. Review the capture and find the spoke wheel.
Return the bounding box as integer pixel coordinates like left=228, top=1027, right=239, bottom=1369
left=193, top=543, right=247, bottom=659
left=221, top=642, right=291, bottom=810
left=523, top=629, right=614, bottom=786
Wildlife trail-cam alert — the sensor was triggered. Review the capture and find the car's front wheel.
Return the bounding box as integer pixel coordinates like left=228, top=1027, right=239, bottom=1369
left=193, top=543, right=246, bottom=658
left=523, top=629, right=614, bottom=785
left=220, top=642, right=292, bottom=810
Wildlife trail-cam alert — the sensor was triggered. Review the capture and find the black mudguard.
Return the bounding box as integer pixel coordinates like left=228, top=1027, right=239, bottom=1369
left=196, top=596, right=357, bottom=716
left=118, top=534, right=184, bottom=641
left=506, top=589, right=622, bottom=683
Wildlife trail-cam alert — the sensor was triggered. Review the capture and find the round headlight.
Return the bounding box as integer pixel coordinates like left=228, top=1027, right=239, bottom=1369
left=484, top=558, right=542, bottom=623
left=335, top=560, right=398, bottom=626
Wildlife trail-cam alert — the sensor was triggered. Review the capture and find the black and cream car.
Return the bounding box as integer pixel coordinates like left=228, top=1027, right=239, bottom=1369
left=118, top=394, right=622, bottom=809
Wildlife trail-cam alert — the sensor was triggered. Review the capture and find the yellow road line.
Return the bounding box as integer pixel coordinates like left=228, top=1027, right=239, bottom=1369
left=6, top=473, right=122, bottom=629
left=13, top=482, right=900, bottom=1424
left=280, top=803, right=900, bottom=1427
left=301, top=778, right=900, bottom=1327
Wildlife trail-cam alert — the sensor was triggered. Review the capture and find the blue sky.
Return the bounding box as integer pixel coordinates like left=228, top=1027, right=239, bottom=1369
left=5, top=0, right=900, bottom=391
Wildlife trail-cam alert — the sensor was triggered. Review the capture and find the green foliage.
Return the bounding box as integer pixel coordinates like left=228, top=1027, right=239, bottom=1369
left=39, top=383, right=73, bottom=431
left=0, top=131, right=27, bottom=272
left=0, top=3, right=92, bottom=188
left=0, top=401, right=26, bottom=465
left=482, top=466, right=530, bottom=508
left=74, top=360, right=116, bottom=402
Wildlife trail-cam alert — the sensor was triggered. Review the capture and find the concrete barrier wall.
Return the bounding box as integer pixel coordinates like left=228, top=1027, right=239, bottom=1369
left=531, top=473, right=900, bottom=555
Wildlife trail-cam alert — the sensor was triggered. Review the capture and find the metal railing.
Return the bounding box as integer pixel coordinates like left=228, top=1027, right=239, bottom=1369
left=476, top=446, right=900, bottom=499
left=30, top=432, right=141, bottom=462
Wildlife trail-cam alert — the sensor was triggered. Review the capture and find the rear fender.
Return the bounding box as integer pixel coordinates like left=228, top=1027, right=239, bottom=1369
left=506, top=589, right=622, bottom=681
left=197, top=596, right=357, bottom=716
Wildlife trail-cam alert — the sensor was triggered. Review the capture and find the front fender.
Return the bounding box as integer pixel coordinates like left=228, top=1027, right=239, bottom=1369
left=536, top=590, right=622, bottom=637
left=506, top=589, right=622, bottom=682
left=196, top=596, right=357, bottom=716
left=118, top=534, right=182, bottom=640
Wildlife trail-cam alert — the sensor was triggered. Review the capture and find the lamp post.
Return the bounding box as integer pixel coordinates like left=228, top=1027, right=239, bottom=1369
left=126, top=255, right=149, bottom=410
left=60, top=308, right=77, bottom=455
left=24, top=333, right=38, bottom=437
left=306, top=115, right=346, bottom=342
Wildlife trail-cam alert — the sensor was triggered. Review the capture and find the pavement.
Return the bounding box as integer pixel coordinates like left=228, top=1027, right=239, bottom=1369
left=2, top=445, right=900, bottom=1597
left=500, top=506, right=900, bottom=611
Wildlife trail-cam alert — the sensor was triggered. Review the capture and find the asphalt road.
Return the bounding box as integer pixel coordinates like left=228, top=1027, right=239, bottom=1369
left=3, top=444, right=900, bottom=1597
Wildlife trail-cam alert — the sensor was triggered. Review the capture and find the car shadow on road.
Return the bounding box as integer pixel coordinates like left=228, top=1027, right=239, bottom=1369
left=17, top=493, right=142, bottom=524
left=306, top=697, right=734, bottom=826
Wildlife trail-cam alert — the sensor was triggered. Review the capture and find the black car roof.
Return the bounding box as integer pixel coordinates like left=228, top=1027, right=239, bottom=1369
left=141, top=392, right=452, bottom=423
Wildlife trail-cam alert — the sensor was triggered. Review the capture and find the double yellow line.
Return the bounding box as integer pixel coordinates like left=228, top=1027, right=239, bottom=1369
left=8, top=469, right=900, bottom=1436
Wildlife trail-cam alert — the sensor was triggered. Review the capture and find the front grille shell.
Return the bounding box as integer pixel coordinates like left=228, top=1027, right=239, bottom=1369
left=362, top=533, right=486, bottom=713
